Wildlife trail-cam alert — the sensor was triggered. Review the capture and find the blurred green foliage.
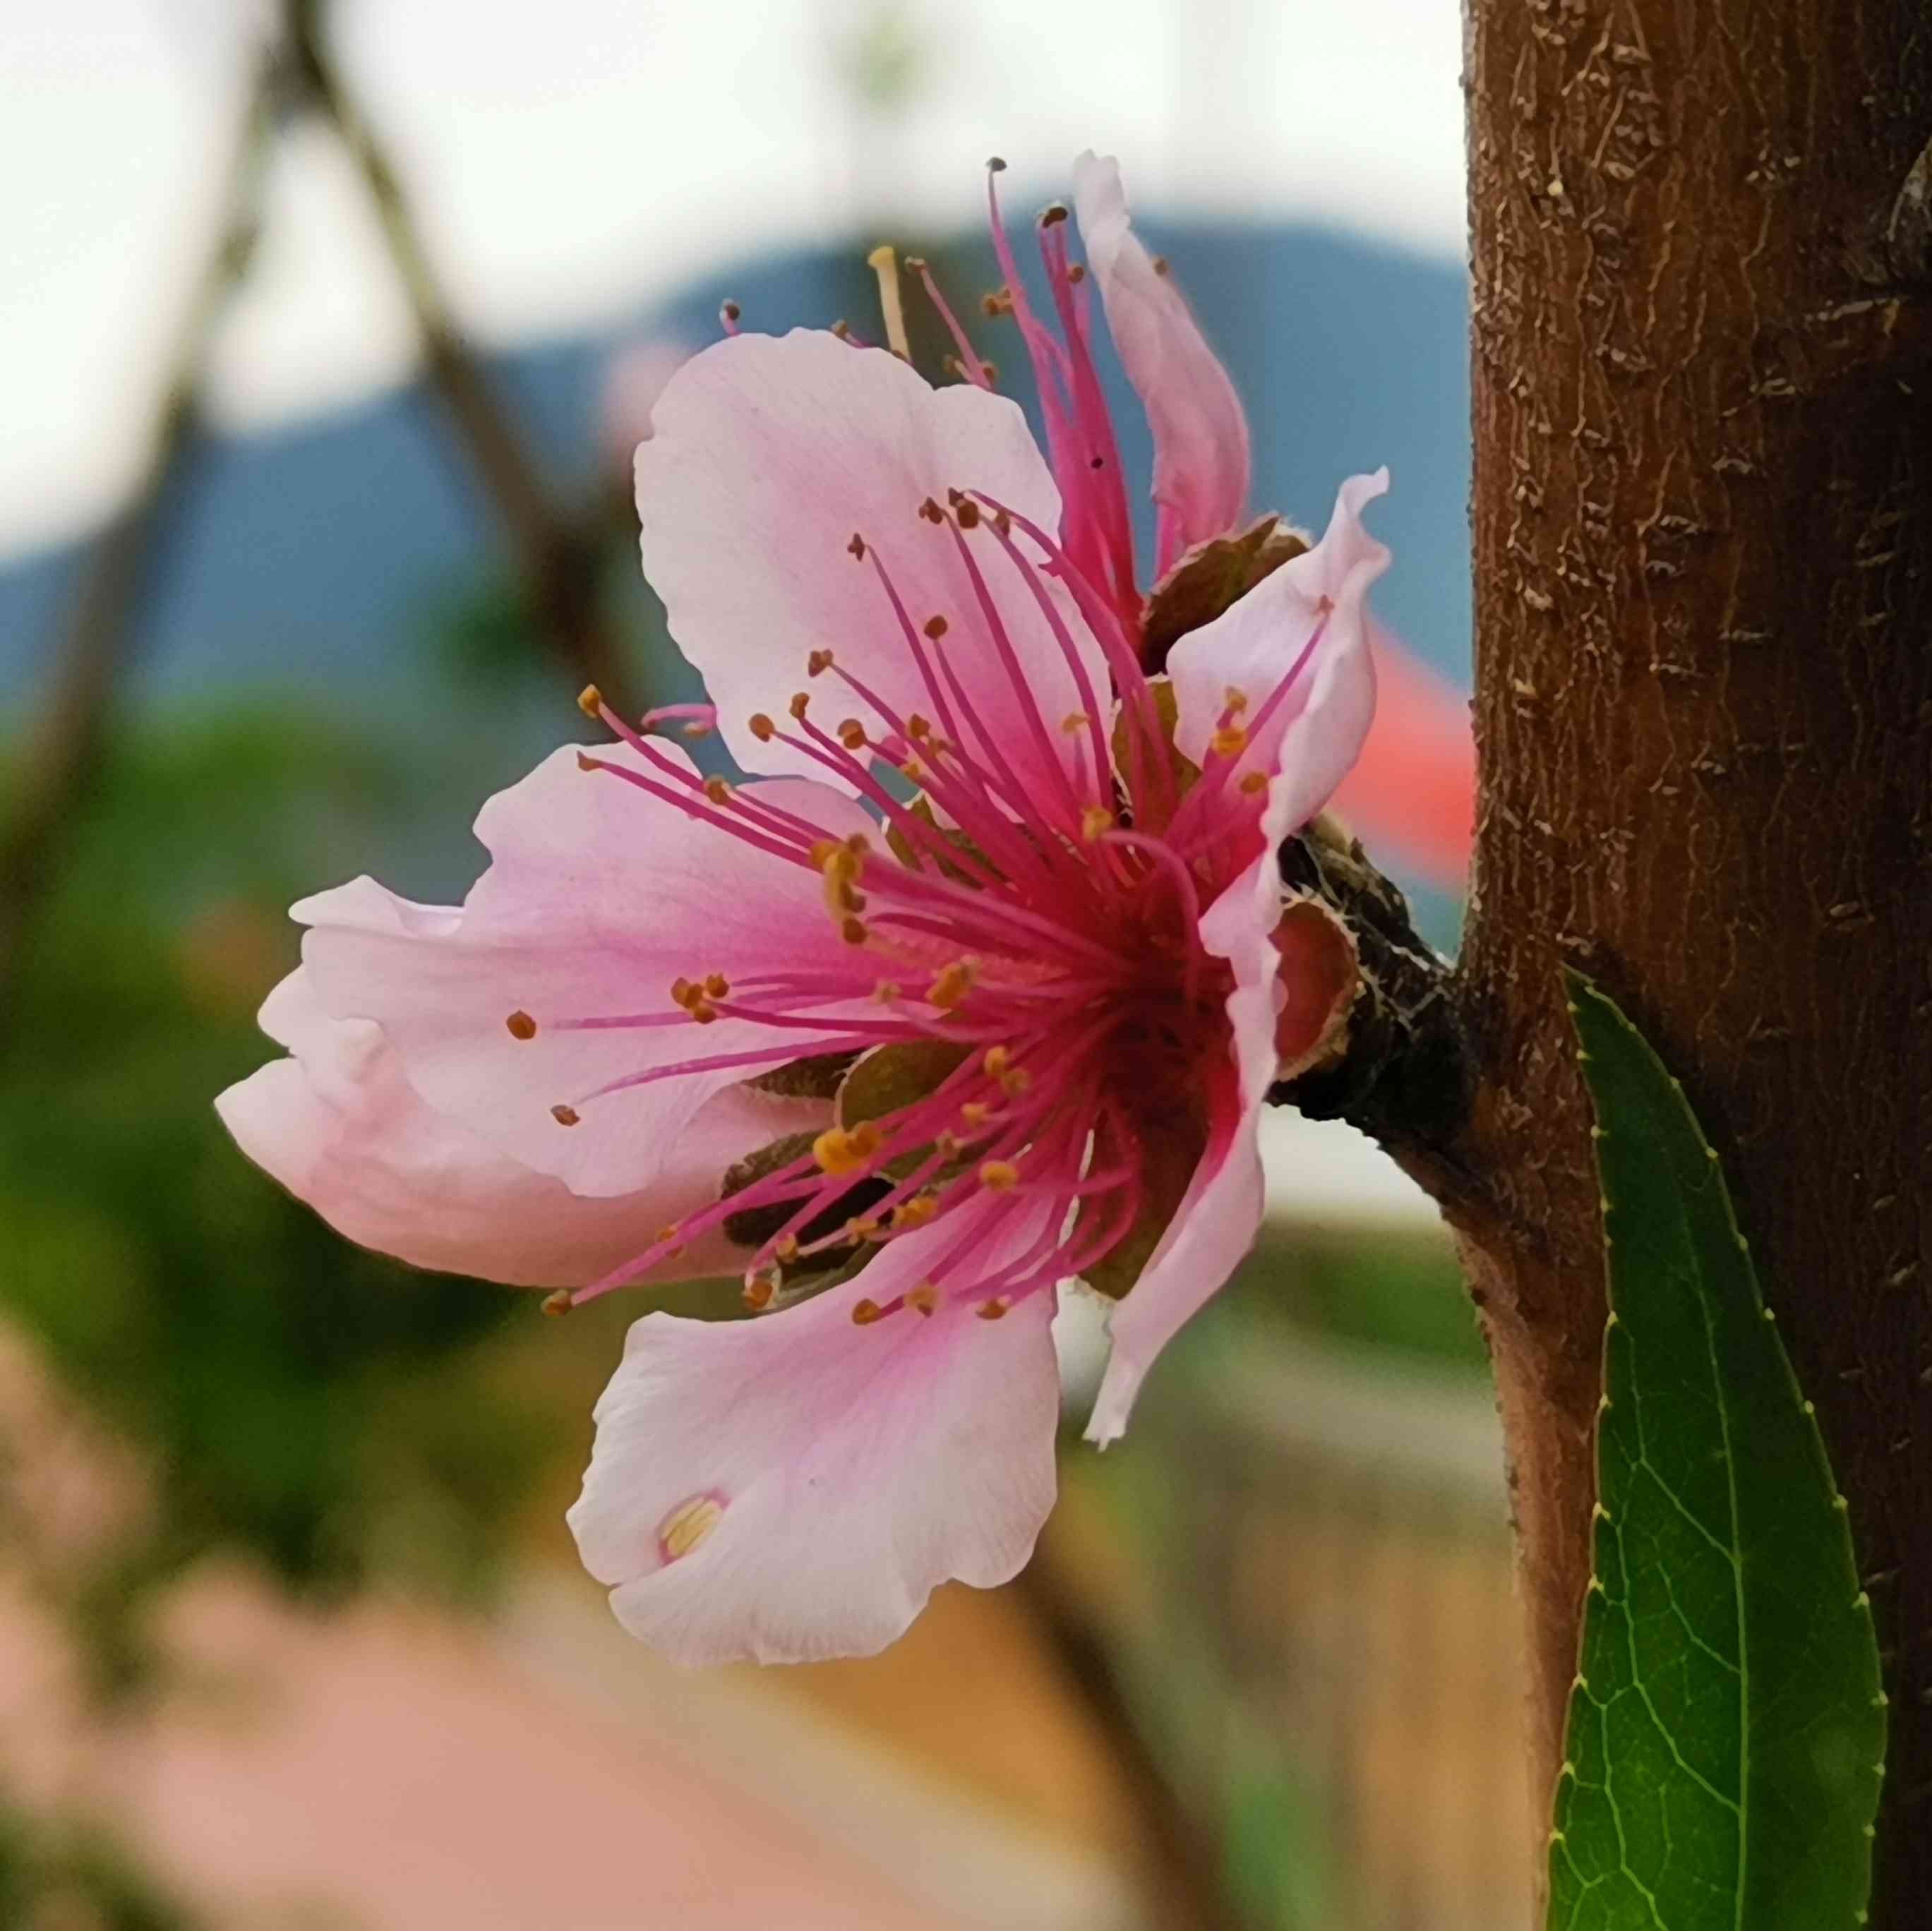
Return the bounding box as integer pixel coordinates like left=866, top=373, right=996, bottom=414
left=0, top=703, right=558, bottom=1700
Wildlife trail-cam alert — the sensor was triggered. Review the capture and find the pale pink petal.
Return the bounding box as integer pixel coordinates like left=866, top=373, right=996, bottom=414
left=635, top=329, right=1104, bottom=798
left=1071, top=152, right=1250, bottom=568
left=1085, top=762, right=1302, bottom=1445
left=1328, top=625, right=1474, bottom=889
left=296, top=740, right=879, bottom=1198
left=569, top=1195, right=1063, bottom=1664
left=216, top=968, right=826, bottom=1289
left=1168, top=469, right=1391, bottom=837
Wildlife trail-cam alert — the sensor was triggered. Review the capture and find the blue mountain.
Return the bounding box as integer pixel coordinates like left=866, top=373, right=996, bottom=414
left=0, top=221, right=1469, bottom=713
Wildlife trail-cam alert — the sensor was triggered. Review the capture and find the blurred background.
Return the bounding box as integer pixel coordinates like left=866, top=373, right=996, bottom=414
left=0, top=3, right=1521, bottom=1927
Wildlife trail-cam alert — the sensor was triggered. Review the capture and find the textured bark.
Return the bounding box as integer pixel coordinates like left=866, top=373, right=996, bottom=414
left=1456, top=0, right=1932, bottom=1918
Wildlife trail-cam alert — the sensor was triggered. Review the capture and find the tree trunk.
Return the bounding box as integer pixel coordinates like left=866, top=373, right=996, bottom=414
left=1459, top=0, right=1932, bottom=1918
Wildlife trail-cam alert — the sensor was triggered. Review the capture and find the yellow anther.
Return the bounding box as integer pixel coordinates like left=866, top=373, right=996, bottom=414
left=575, top=751, right=597, bottom=771
left=809, top=838, right=841, bottom=867
left=1061, top=711, right=1091, bottom=735
left=1067, top=263, right=1086, bottom=285
left=934, top=1130, right=962, bottom=1159
left=505, top=1010, right=537, bottom=1040
left=689, top=1001, right=719, bottom=1025
left=872, top=979, right=901, bottom=1002
left=839, top=719, right=868, bottom=750
left=1239, top=770, right=1269, bottom=795
left=703, top=776, right=733, bottom=805
left=927, top=958, right=979, bottom=1011
left=894, top=1194, right=940, bottom=1230
left=657, top=1494, right=725, bottom=1562
left=923, top=614, right=949, bottom=640
left=918, top=497, right=944, bottom=523
left=867, top=243, right=912, bottom=361
left=551, top=1104, right=580, bottom=1126
left=900, top=760, right=928, bottom=783
left=1081, top=805, right=1114, bottom=841
left=844, top=832, right=871, bottom=856
left=577, top=684, right=604, bottom=718
left=774, top=1233, right=800, bottom=1263
left=842, top=915, right=870, bottom=946
left=1223, top=686, right=1251, bottom=714
left=983, top=1045, right=1012, bottom=1079
left=851, top=1297, right=887, bottom=1326
left=954, top=498, right=982, bottom=529
left=978, top=1160, right=1021, bottom=1191
left=808, top=648, right=835, bottom=675
left=906, top=1282, right=939, bottom=1317
left=742, top=1275, right=776, bottom=1311
left=976, top=1297, right=1010, bottom=1321
left=1000, top=1066, right=1033, bottom=1097
left=748, top=713, right=776, bottom=741
left=788, top=690, right=811, bottom=721
left=960, top=1101, right=992, bottom=1127
left=670, top=976, right=698, bottom=1008
left=1211, top=724, right=1249, bottom=759
left=704, top=972, right=730, bottom=999
left=1151, top=254, right=1170, bottom=276
left=847, top=531, right=867, bottom=560
left=541, top=1289, right=573, bottom=1318
left=848, top=1215, right=884, bottom=1241
left=681, top=718, right=714, bottom=738
left=813, top=1122, right=882, bottom=1175
left=907, top=714, right=932, bottom=740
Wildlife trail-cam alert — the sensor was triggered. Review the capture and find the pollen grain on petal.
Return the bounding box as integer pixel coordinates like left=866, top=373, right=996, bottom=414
left=656, top=1493, right=727, bottom=1564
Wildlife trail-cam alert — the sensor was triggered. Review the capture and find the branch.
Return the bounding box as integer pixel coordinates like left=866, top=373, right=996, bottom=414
left=0, top=66, right=280, bottom=1019
left=282, top=1, right=635, bottom=713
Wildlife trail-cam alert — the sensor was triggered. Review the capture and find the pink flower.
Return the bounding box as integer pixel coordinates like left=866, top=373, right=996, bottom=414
left=219, top=153, right=1389, bottom=1665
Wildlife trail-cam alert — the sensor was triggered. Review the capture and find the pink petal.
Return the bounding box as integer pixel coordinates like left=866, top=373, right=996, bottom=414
left=1327, top=625, right=1474, bottom=890
left=217, top=970, right=827, bottom=1288
left=1070, top=152, right=1251, bottom=570
left=296, top=741, right=880, bottom=1198
left=1168, top=469, right=1391, bottom=838
left=635, top=329, right=1104, bottom=800
left=569, top=1196, right=1063, bottom=1664
left=1085, top=761, right=1303, bottom=1445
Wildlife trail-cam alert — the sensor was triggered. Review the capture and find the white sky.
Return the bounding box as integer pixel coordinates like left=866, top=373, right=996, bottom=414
left=0, top=0, right=1466, bottom=559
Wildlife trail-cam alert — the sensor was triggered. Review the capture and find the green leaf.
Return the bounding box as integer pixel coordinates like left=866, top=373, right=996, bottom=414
left=1549, top=975, right=1886, bottom=1930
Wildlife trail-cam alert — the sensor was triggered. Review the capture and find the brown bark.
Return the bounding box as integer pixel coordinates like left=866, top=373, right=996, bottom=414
left=1457, top=0, right=1932, bottom=1919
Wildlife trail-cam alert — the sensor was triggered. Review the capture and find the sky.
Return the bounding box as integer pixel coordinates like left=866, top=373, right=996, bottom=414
left=0, top=0, right=1467, bottom=560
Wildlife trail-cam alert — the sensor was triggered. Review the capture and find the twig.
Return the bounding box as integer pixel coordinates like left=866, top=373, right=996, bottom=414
left=0, top=66, right=280, bottom=1019
left=282, top=1, right=635, bottom=714
left=1013, top=1544, right=1247, bottom=1931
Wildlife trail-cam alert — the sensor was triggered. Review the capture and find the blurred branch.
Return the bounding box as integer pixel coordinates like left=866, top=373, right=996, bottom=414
left=1013, top=1546, right=1247, bottom=1931
left=0, top=67, right=279, bottom=1022
left=282, top=0, right=635, bottom=712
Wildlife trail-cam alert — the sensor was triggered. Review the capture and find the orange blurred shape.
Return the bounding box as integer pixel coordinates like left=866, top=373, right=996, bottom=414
left=1330, top=626, right=1475, bottom=891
